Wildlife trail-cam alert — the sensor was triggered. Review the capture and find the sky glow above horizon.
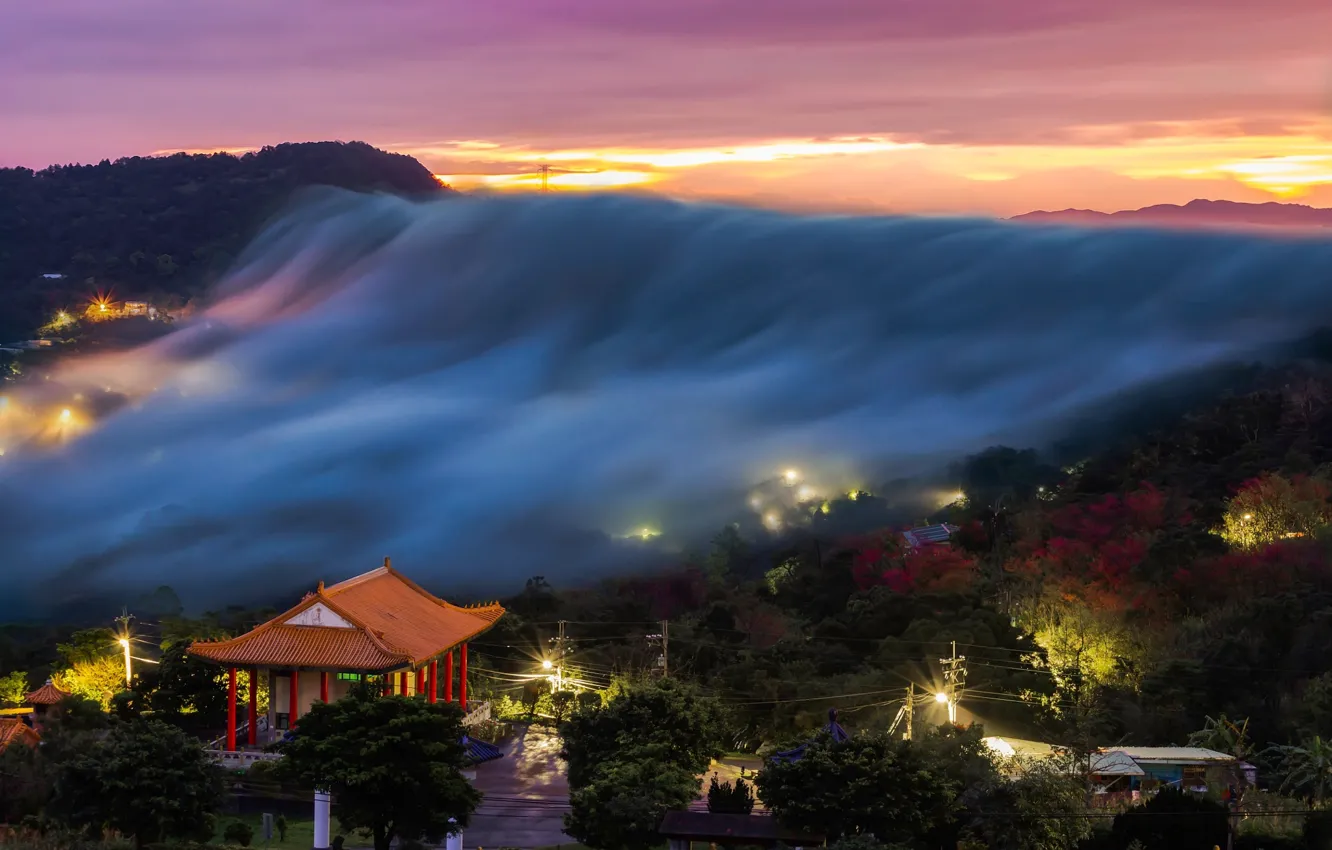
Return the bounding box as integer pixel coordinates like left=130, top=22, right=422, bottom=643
left=5, top=0, right=1332, bottom=215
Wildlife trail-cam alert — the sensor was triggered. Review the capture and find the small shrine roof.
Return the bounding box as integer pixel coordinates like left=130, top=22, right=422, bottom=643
left=24, top=680, right=68, bottom=706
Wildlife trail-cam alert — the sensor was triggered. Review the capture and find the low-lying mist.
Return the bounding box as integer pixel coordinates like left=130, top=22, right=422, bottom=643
left=2, top=190, right=1331, bottom=617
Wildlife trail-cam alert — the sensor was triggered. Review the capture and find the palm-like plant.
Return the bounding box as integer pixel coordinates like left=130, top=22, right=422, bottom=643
left=1264, top=736, right=1332, bottom=808
left=1188, top=714, right=1253, bottom=760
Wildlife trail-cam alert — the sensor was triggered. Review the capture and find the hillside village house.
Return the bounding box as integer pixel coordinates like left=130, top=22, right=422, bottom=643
left=983, top=736, right=1254, bottom=802
left=187, top=559, right=504, bottom=757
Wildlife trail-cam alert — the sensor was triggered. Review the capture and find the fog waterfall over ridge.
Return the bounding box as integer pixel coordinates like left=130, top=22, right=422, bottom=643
left=3, top=190, right=1332, bottom=614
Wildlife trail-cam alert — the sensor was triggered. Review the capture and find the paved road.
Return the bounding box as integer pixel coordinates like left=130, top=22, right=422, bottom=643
left=462, top=723, right=765, bottom=847
left=466, top=724, right=572, bottom=849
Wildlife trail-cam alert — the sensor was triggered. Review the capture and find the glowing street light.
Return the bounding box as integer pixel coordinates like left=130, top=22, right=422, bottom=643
left=541, top=659, right=553, bottom=670
left=782, top=468, right=800, bottom=485
left=763, top=511, right=782, bottom=531
left=59, top=408, right=72, bottom=422
left=934, top=691, right=949, bottom=704
left=1242, top=513, right=1254, bottom=521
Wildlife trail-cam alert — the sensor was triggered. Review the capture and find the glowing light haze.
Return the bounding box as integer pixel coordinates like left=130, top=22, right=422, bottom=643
left=3, top=192, right=1332, bottom=612
left=5, top=0, right=1332, bottom=214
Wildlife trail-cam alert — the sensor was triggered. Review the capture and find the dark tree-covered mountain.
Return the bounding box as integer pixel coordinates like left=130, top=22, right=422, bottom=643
left=0, top=141, right=448, bottom=341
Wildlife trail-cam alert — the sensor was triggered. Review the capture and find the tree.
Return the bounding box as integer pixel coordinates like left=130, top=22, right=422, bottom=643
left=273, top=687, right=480, bottom=850
left=756, top=732, right=960, bottom=844
left=963, top=757, right=1092, bottom=850
left=1110, top=786, right=1228, bottom=850
left=1265, top=736, right=1332, bottom=807
left=141, top=640, right=229, bottom=723
left=0, top=736, right=48, bottom=824
left=1188, top=714, right=1253, bottom=761
left=564, top=752, right=699, bottom=850
left=53, top=655, right=126, bottom=709
left=706, top=775, right=756, bottom=814
left=0, top=670, right=27, bottom=707
left=707, top=525, right=748, bottom=581
left=559, top=678, right=728, bottom=788
left=49, top=719, right=223, bottom=848
left=1219, top=473, right=1332, bottom=551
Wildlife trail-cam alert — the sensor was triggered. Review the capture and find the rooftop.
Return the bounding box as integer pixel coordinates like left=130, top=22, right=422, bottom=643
left=903, top=523, right=959, bottom=548
left=658, top=812, right=824, bottom=844
left=24, top=680, right=68, bottom=706
left=0, top=718, right=39, bottom=753
left=189, top=560, right=504, bottom=672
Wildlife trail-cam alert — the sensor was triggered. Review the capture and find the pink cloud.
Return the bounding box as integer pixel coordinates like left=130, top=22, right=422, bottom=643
left=3, top=0, right=1332, bottom=213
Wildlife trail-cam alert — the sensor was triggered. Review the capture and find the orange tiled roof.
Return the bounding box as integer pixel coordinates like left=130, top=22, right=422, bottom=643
left=24, top=680, right=67, bottom=706
left=0, top=718, right=39, bottom=753
left=188, top=561, right=504, bottom=672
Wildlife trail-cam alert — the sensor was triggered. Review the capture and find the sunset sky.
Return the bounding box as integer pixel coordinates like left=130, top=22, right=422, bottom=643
left=5, top=0, right=1332, bottom=216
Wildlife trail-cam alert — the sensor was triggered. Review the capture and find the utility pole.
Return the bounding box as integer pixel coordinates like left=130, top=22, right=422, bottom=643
left=661, top=620, right=669, bottom=677
left=554, top=620, right=568, bottom=691
left=905, top=683, right=914, bottom=741
left=114, top=608, right=133, bottom=687
left=939, top=641, right=967, bottom=725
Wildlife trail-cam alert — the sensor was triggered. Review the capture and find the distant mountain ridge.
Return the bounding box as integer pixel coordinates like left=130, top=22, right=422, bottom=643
left=1011, top=199, right=1332, bottom=230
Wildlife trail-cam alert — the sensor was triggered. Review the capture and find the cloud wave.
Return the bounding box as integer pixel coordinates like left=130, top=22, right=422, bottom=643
left=3, top=190, right=1332, bottom=615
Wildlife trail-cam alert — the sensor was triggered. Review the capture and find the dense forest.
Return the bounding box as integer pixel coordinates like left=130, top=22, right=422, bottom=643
left=0, top=141, right=447, bottom=341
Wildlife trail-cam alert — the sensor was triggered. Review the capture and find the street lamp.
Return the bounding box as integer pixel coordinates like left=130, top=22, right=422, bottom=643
left=541, top=659, right=553, bottom=670
left=934, top=692, right=949, bottom=704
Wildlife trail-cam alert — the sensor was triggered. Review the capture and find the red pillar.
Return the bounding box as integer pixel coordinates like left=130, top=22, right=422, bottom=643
left=460, top=643, right=468, bottom=712
left=382, top=674, right=391, bottom=696
left=247, top=668, right=258, bottom=747
left=398, top=671, right=407, bottom=696
left=416, top=668, right=426, bottom=697
left=320, top=671, right=329, bottom=703
left=443, top=651, right=454, bottom=702
left=428, top=660, right=438, bottom=704
left=226, top=667, right=237, bottom=752
left=288, top=670, right=299, bottom=730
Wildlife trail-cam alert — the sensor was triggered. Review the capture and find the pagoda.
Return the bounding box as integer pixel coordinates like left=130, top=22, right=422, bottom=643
left=189, top=559, right=504, bottom=752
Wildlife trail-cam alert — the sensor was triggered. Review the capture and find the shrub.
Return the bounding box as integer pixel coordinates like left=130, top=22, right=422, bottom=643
left=706, top=775, right=756, bottom=814
left=330, top=836, right=344, bottom=850
left=222, top=821, right=254, bottom=847
left=275, top=815, right=287, bottom=842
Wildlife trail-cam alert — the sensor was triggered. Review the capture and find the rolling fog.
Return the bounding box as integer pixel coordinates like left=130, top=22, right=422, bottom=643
left=2, top=190, right=1332, bottom=615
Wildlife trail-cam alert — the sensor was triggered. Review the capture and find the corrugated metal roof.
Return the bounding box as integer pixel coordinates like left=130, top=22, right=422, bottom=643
left=902, top=523, right=959, bottom=547
left=1107, top=747, right=1235, bottom=764
left=1090, top=751, right=1146, bottom=776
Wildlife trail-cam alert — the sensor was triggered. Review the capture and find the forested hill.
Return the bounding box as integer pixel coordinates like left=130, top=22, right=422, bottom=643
left=0, top=141, right=448, bottom=340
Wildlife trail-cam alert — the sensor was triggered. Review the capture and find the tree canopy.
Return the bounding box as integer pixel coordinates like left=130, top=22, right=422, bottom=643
left=273, top=686, right=480, bottom=850
left=48, top=719, right=223, bottom=848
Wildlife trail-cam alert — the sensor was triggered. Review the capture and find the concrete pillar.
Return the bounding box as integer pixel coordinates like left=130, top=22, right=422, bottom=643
left=247, top=668, right=258, bottom=746
left=226, top=667, right=237, bottom=752
left=313, top=790, right=331, bottom=850
left=445, top=818, right=461, bottom=850
left=444, top=652, right=454, bottom=702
